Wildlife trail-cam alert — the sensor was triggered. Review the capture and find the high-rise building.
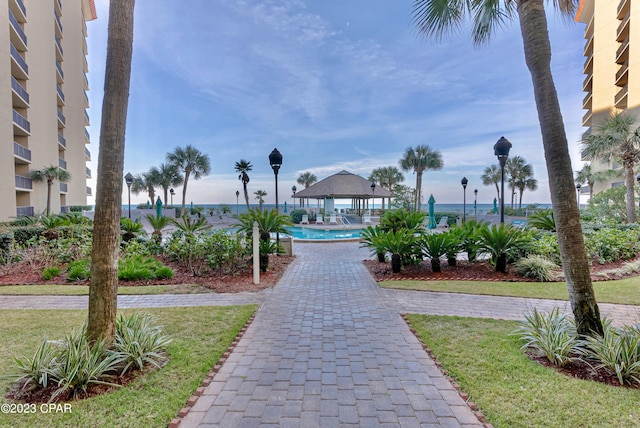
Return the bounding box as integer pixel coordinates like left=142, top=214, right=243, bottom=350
left=0, top=0, right=96, bottom=221
left=576, top=0, right=640, bottom=195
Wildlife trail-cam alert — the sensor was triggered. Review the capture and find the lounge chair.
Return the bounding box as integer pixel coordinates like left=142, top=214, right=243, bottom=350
left=300, top=215, right=309, bottom=224
left=363, top=213, right=372, bottom=224
left=436, top=216, right=449, bottom=229
left=329, top=213, right=337, bottom=224
left=316, top=214, right=324, bottom=224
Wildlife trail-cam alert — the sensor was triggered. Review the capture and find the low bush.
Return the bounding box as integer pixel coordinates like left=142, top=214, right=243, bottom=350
left=11, top=225, right=46, bottom=247
left=584, top=227, right=640, bottom=264
left=114, top=312, right=172, bottom=374
left=118, top=255, right=172, bottom=281
left=42, top=266, right=61, bottom=280
left=514, top=255, right=558, bottom=282
left=289, top=209, right=307, bottom=224
left=67, top=259, right=91, bottom=281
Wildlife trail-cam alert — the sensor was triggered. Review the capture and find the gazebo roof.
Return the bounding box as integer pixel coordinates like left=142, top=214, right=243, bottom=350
left=294, top=170, right=392, bottom=199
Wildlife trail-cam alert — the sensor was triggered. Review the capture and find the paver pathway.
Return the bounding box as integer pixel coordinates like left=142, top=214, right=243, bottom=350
left=180, top=242, right=482, bottom=427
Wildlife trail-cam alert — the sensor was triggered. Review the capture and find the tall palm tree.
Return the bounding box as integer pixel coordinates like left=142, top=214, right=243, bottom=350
left=506, top=156, right=528, bottom=208
left=166, top=145, right=211, bottom=217
left=574, top=163, right=620, bottom=201
left=153, top=162, right=183, bottom=207
left=515, top=173, right=537, bottom=209
left=369, top=166, right=404, bottom=210
left=254, top=190, right=267, bottom=210
left=582, top=112, right=640, bottom=223
left=399, top=145, right=443, bottom=212
left=411, top=0, right=602, bottom=335
left=297, top=171, right=317, bottom=208
left=88, top=0, right=135, bottom=345
left=481, top=164, right=502, bottom=204
left=234, top=159, right=252, bottom=210
left=131, top=169, right=159, bottom=208
left=30, top=165, right=71, bottom=215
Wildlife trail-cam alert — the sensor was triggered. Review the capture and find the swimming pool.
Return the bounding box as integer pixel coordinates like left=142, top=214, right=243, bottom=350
left=286, top=226, right=363, bottom=241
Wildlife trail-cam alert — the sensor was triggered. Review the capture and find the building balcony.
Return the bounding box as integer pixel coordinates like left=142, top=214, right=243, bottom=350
left=84, top=128, right=90, bottom=143
left=11, top=0, right=27, bottom=22
left=11, top=76, right=29, bottom=107
left=582, top=92, right=592, bottom=110
left=583, top=54, right=593, bottom=74
left=56, top=83, right=65, bottom=105
left=616, top=11, right=630, bottom=42
left=86, top=167, right=91, bottom=178
left=13, top=141, right=31, bottom=163
left=582, top=110, right=592, bottom=127
left=60, top=182, right=68, bottom=193
left=83, top=90, right=89, bottom=108
left=83, top=72, right=89, bottom=90
left=10, top=44, right=28, bottom=78
left=54, top=34, right=63, bottom=57
left=615, top=85, right=628, bottom=109
left=582, top=73, right=592, bottom=92
left=15, top=175, right=32, bottom=190
left=617, top=0, right=630, bottom=19
left=56, top=60, right=64, bottom=82
left=616, top=38, right=629, bottom=65
left=84, top=110, right=90, bottom=126
left=616, top=64, right=629, bottom=87
left=55, top=0, right=62, bottom=13
left=85, top=147, right=91, bottom=160
left=12, top=109, right=30, bottom=135
left=585, top=16, right=594, bottom=41
left=58, top=157, right=67, bottom=170
left=16, top=206, right=34, bottom=217
left=57, top=108, right=65, bottom=126
left=86, top=186, right=92, bottom=196
left=9, top=9, right=27, bottom=50
left=58, top=133, right=66, bottom=148
left=583, top=35, right=593, bottom=58
left=54, top=10, right=63, bottom=35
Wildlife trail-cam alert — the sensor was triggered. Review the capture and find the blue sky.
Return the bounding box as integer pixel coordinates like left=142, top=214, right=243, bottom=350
left=86, top=0, right=587, bottom=206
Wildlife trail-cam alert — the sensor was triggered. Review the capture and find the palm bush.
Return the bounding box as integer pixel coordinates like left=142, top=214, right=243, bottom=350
left=512, top=308, right=579, bottom=368
left=476, top=224, right=532, bottom=272
left=375, top=229, right=418, bottom=273
left=170, top=215, right=211, bottom=237
left=442, top=232, right=461, bottom=266
left=379, top=208, right=426, bottom=233
left=360, top=226, right=386, bottom=262
left=40, top=215, right=65, bottom=240
left=237, top=208, right=292, bottom=271
left=514, top=255, right=558, bottom=282
left=528, top=209, right=555, bottom=231
left=145, top=214, right=172, bottom=243
left=449, top=220, right=484, bottom=262
left=418, top=233, right=449, bottom=272
left=120, top=218, right=146, bottom=242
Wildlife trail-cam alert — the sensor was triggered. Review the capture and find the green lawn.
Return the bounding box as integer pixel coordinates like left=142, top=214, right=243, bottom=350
left=381, top=277, right=640, bottom=305
left=407, top=314, right=640, bottom=427
left=0, top=305, right=256, bottom=427
left=0, top=283, right=210, bottom=296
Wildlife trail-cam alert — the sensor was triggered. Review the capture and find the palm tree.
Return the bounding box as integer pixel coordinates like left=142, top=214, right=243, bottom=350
left=411, top=0, right=603, bottom=335
left=88, top=0, right=135, bottom=345
left=506, top=156, right=528, bottom=208
left=131, top=169, right=159, bottom=208
left=30, top=165, right=71, bottom=215
left=515, top=175, right=537, bottom=209
left=399, top=145, right=443, bottom=211
left=234, top=159, right=252, bottom=210
left=582, top=112, right=640, bottom=223
left=509, top=158, right=537, bottom=208
left=574, top=164, right=620, bottom=201
left=153, top=163, right=183, bottom=207
left=254, top=190, right=267, bottom=210
left=166, top=145, right=211, bottom=217
left=481, top=164, right=501, bottom=204
left=297, top=171, right=317, bottom=208
left=369, top=166, right=404, bottom=210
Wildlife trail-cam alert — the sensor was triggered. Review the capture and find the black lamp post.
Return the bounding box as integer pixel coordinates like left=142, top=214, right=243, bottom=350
left=236, top=190, right=240, bottom=215
left=292, top=185, right=297, bottom=210
left=474, top=189, right=478, bottom=220
left=494, top=136, right=512, bottom=225
left=371, top=182, right=376, bottom=212
left=269, top=148, right=283, bottom=245
left=169, top=188, right=174, bottom=206
left=576, top=183, right=582, bottom=207
left=461, top=177, right=468, bottom=222
left=124, top=172, right=134, bottom=219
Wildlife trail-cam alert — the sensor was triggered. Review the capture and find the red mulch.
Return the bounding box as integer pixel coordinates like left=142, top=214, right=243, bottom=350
left=0, top=255, right=293, bottom=293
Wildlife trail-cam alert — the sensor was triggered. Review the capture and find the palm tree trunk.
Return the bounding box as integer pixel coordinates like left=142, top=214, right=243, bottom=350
left=181, top=172, right=190, bottom=217
left=517, top=0, right=602, bottom=336
left=624, top=163, right=636, bottom=223
left=88, top=0, right=135, bottom=345
left=415, top=172, right=423, bottom=211
left=243, top=184, right=250, bottom=210
left=46, top=180, right=52, bottom=215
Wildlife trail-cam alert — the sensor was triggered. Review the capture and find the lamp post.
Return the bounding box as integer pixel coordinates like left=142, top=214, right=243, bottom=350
left=269, top=148, right=283, bottom=246
left=576, top=183, right=582, bottom=207
left=474, top=189, right=478, bottom=220
left=169, top=188, right=174, bottom=206
left=292, top=185, right=297, bottom=210
left=371, top=182, right=376, bottom=212
left=494, top=136, right=512, bottom=225
left=236, top=190, right=240, bottom=215
left=124, top=172, right=134, bottom=219
left=461, top=177, right=468, bottom=222
left=636, top=173, right=640, bottom=209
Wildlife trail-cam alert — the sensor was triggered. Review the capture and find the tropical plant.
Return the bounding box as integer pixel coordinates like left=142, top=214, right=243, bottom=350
left=152, top=162, right=183, bottom=207
left=166, top=145, right=211, bottom=217
left=297, top=171, right=317, bottom=207
left=254, top=190, right=267, bottom=209
left=449, top=220, right=483, bottom=262
left=237, top=208, right=292, bottom=271
left=30, top=165, right=71, bottom=216
left=113, top=312, right=172, bottom=374
left=528, top=209, right=555, bottom=231
left=574, top=163, right=620, bottom=201
left=442, top=232, right=461, bottom=266
left=39, top=214, right=65, bottom=241
left=120, top=218, right=146, bottom=242
left=144, top=214, right=172, bottom=243
left=88, top=0, right=136, bottom=345
left=512, top=308, right=578, bottom=368
left=360, top=226, right=387, bottom=262
left=514, top=255, right=557, bottom=282
left=481, top=164, right=501, bottom=203
left=505, top=156, right=533, bottom=208
left=42, top=266, right=61, bottom=280
left=170, top=215, right=211, bottom=238
left=514, top=165, right=538, bottom=209
left=476, top=224, right=531, bottom=273
left=369, top=166, right=404, bottom=210
left=379, top=208, right=426, bottom=233
left=11, top=339, right=58, bottom=389
left=67, top=259, right=91, bottom=281
left=131, top=169, right=160, bottom=208
left=418, top=232, right=449, bottom=272
left=582, top=112, right=640, bottom=223
left=411, top=0, right=603, bottom=335
left=399, top=145, right=443, bottom=211
left=118, top=255, right=172, bottom=281
left=376, top=229, right=418, bottom=273
left=390, top=184, right=416, bottom=211
left=234, top=159, right=252, bottom=210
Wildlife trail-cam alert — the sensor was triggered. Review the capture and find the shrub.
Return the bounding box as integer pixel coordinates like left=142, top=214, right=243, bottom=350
left=360, top=226, right=387, bottom=262
left=205, top=230, right=248, bottom=274
left=512, top=308, right=579, bottom=367
left=155, top=266, right=174, bottom=279
left=584, top=227, right=640, bottom=264
left=11, top=339, right=58, bottom=389
left=528, top=209, right=555, bottom=231
left=11, top=225, right=46, bottom=246
left=418, top=233, right=450, bottom=273
left=476, top=224, right=532, bottom=272
left=376, top=229, right=419, bottom=273
left=514, top=255, right=558, bottom=282
left=529, top=232, right=561, bottom=265
left=67, top=259, right=91, bottom=281
left=380, top=209, right=426, bottom=233
left=42, top=266, right=62, bottom=280
left=118, top=255, right=169, bottom=281
left=290, top=209, right=307, bottom=224
left=114, top=312, right=171, bottom=374
left=0, top=230, right=13, bottom=264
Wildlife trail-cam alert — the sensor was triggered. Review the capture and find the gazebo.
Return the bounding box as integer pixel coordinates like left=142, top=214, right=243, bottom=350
left=293, top=170, right=392, bottom=215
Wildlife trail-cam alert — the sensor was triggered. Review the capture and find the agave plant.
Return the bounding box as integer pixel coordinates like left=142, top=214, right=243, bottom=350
left=145, top=214, right=172, bottom=243
left=476, top=224, right=532, bottom=272
left=379, top=208, right=426, bottom=233
left=360, top=226, right=386, bottom=262
left=418, top=232, right=449, bottom=272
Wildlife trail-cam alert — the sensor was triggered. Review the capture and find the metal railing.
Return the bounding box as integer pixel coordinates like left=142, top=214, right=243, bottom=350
left=14, top=0, right=27, bottom=18
left=86, top=186, right=92, bottom=196
left=15, top=175, right=32, bottom=190
left=56, top=84, right=65, bottom=102
left=12, top=109, right=30, bottom=133
left=17, top=206, right=34, bottom=217
left=55, top=34, right=64, bottom=56
left=60, top=183, right=68, bottom=193
left=10, top=44, right=28, bottom=75
left=58, top=157, right=67, bottom=170
left=58, top=133, right=66, bottom=148
left=11, top=76, right=29, bottom=104
left=85, top=147, right=91, bottom=160
left=56, top=60, right=64, bottom=79
left=54, top=10, right=63, bottom=33
left=86, top=167, right=91, bottom=178
left=13, top=141, right=31, bottom=161
left=57, top=109, right=65, bottom=125
left=9, top=9, right=27, bottom=46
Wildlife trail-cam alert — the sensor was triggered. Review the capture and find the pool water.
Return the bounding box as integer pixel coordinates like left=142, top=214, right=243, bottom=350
left=287, top=226, right=363, bottom=240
